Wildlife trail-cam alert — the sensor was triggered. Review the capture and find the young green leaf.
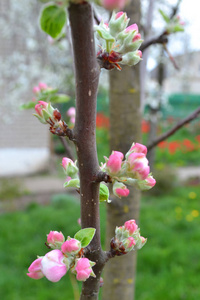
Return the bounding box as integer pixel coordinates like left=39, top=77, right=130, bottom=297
left=40, top=5, right=67, bottom=38
left=74, top=228, right=96, bottom=248
left=20, top=101, right=36, bottom=110
left=99, top=183, right=109, bottom=202
left=159, top=9, right=170, bottom=24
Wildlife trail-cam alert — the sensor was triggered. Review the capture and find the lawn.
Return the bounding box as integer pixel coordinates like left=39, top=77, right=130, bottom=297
left=1, top=183, right=200, bottom=299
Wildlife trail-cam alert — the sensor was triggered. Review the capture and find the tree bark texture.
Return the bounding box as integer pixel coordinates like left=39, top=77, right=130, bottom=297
left=69, top=3, right=106, bottom=299
left=102, top=1, right=142, bottom=299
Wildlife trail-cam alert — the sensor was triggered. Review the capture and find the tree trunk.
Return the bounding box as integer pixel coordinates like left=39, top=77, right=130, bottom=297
left=102, top=2, right=141, bottom=299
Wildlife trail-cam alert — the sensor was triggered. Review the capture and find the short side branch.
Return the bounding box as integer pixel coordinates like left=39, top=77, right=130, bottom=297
left=147, top=106, right=200, bottom=151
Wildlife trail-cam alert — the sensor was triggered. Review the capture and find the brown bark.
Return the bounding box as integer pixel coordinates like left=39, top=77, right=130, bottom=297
left=102, top=2, right=142, bottom=299
left=68, top=3, right=107, bottom=299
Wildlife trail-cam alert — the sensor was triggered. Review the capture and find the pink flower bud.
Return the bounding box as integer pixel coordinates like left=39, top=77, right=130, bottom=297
left=124, top=219, right=138, bottom=235
left=127, top=152, right=150, bottom=180
left=62, top=157, right=73, bottom=170
left=47, top=231, right=65, bottom=247
left=123, top=236, right=136, bottom=249
left=127, top=142, right=147, bottom=156
left=34, top=101, right=48, bottom=117
left=145, top=176, right=156, bottom=188
left=115, top=11, right=127, bottom=20
left=133, top=33, right=141, bottom=42
left=75, top=258, right=95, bottom=281
left=61, top=238, right=81, bottom=254
left=125, top=23, right=138, bottom=33
left=137, top=50, right=142, bottom=58
left=27, top=258, right=44, bottom=280
left=38, top=82, right=48, bottom=90
left=41, top=250, right=67, bottom=282
left=115, top=187, right=130, bottom=197
left=106, top=151, right=124, bottom=174
left=113, top=182, right=129, bottom=198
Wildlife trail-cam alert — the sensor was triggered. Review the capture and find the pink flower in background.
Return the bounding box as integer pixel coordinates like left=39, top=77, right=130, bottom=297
left=40, top=250, right=68, bottom=282
left=38, top=82, right=48, bottom=90
left=101, top=0, right=128, bottom=10
left=33, top=86, right=40, bottom=94
left=75, top=258, right=95, bottom=281
left=27, top=258, right=44, bottom=280
left=67, top=107, right=76, bottom=124
left=124, top=219, right=138, bottom=235
left=106, top=151, right=124, bottom=174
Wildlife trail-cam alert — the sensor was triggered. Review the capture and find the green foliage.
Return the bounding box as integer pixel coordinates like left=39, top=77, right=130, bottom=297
left=1, top=186, right=200, bottom=299
left=136, top=184, right=200, bottom=300
left=74, top=228, right=96, bottom=248
left=40, top=5, right=67, bottom=38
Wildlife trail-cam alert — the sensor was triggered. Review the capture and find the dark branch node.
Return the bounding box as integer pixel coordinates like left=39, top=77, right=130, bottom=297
left=94, top=171, right=112, bottom=183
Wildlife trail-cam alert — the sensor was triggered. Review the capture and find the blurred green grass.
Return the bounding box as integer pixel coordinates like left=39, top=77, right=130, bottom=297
left=1, top=185, right=200, bottom=299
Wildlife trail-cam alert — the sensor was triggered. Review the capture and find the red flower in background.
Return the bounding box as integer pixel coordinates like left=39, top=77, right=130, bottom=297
left=142, top=120, right=150, bottom=133
left=168, top=141, right=181, bottom=154
left=158, top=141, right=168, bottom=150
left=96, top=113, right=110, bottom=129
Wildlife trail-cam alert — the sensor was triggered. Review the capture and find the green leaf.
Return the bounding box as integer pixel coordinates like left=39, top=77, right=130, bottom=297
left=99, top=183, right=109, bottom=202
left=64, top=179, right=80, bottom=188
left=159, top=9, right=170, bottom=23
left=40, top=5, right=67, bottom=38
left=20, top=101, right=36, bottom=110
left=51, top=94, right=70, bottom=103
left=74, top=228, right=96, bottom=248
left=173, top=24, right=184, bottom=32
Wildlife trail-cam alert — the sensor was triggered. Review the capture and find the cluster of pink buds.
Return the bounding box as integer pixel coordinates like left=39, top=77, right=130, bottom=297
left=111, top=219, right=147, bottom=255
left=62, top=157, right=80, bottom=189
left=94, top=11, right=143, bottom=70
left=100, top=142, right=156, bottom=198
left=27, top=229, right=96, bottom=282
left=34, top=101, right=68, bottom=135
left=66, top=107, right=76, bottom=125
left=33, top=82, right=52, bottom=95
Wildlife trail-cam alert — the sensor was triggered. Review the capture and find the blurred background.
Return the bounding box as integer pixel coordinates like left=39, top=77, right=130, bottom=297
left=1, top=0, right=200, bottom=299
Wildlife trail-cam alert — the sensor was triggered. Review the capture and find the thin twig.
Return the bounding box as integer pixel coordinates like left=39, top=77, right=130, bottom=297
left=163, top=43, right=179, bottom=70
left=147, top=106, right=200, bottom=151
left=59, top=136, right=75, bottom=161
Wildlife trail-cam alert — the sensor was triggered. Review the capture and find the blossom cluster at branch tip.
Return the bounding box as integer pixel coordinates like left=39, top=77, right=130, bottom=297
left=27, top=230, right=96, bottom=282
left=62, top=157, right=80, bottom=189
left=100, top=142, right=156, bottom=198
left=94, top=11, right=143, bottom=70
left=159, top=9, right=185, bottom=34
left=111, top=219, right=147, bottom=254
